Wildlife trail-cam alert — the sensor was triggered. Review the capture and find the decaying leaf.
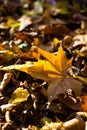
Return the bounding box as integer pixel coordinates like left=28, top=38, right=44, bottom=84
left=0, top=45, right=82, bottom=102
left=9, top=87, right=29, bottom=104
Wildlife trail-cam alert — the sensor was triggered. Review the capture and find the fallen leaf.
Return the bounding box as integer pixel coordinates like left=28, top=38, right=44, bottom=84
left=9, top=87, right=29, bottom=104
left=6, top=17, right=15, bottom=27
left=18, top=15, right=32, bottom=31
left=48, top=101, right=68, bottom=115
left=0, top=73, right=12, bottom=91
left=0, top=45, right=82, bottom=102
left=34, top=1, right=43, bottom=14
left=81, top=95, right=87, bottom=112
left=73, top=75, right=87, bottom=85
left=47, top=77, right=82, bottom=102
left=63, top=118, right=85, bottom=130
left=0, top=50, right=15, bottom=64
left=15, top=31, right=33, bottom=44
left=58, top=93, right=81, bottom=110
left=40, top=121, right=63, bottom=130
left=72, top=34, right=87, bottom=49
left=40, top=118, right=85, bottom=130
left=0, top=43, right=5, bottom=50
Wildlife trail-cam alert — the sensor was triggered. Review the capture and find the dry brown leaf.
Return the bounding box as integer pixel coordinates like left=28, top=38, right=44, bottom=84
left=0, top=73, right=12, bottom=91
left=58, top=93, right=81, bottom=110
left=63, top=118, right=85, bottom=130
left=18, top=15, right=32, bottom=31
left=0, top=45, right=82, bottom=102
left=40, top=118, right=85, bottom=130
left=15, top=32, right=33, bottom=44
left=72, top=34, right=87, bottom=46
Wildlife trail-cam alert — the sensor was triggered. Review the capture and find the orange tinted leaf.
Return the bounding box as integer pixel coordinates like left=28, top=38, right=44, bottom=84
left=0, top=45, right=82, bottom=102
left=15, top=32, right=33, bottom=44
left=81, top=95, right=87, bottom=112
left=44, top=25, right=55, bottom=35
left=37, top=45, right=72, bottom=74
left=6, top=18, right=14, bottom=27
left=0, top=44, right=5, bottom=50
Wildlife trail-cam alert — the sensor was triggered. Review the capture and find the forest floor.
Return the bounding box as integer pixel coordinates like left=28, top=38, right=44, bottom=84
left=0, top=0, right=87, bottom=130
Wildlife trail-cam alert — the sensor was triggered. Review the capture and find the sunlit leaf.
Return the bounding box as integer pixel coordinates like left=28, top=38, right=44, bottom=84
left=73, top=75, right=87, bottom=85
left=0, top=50, right=15, bottom=64
left=40, top=122, right=63, bottom=130
left=0, top=103, right=14, bottom=112
left=72, top=34, right=87, bottom=48
left=0, top=73, right=12, bottom=91
left=63, top=118, right=85, bottom=130
left=9, top=87, right=29, bottom=104
left=53, top=38, right=60, bottom=46
left=18, top=15, right=32, bottom=31
left=0, top=45, right=82, bottom=102
left=41, top=118, right=85, bottom=130
left=6, top=18, right=14, bottom=27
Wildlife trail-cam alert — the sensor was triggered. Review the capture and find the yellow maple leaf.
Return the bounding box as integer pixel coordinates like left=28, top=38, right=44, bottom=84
left=0, top=45, right=82, bottom=102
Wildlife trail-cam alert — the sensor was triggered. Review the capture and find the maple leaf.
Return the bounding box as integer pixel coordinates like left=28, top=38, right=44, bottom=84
left=0, top=45, right=82, bottom=102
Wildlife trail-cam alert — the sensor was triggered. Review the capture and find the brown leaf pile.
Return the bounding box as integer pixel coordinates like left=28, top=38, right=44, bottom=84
left=0, top=0, right=87, bottom=129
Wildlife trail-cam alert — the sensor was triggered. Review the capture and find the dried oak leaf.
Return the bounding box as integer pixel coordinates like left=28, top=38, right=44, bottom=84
left=0, top=45, right=82, bottom=102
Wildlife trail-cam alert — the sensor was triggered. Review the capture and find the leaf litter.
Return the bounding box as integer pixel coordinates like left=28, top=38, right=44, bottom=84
left=0, top=0, right=87, bottom=129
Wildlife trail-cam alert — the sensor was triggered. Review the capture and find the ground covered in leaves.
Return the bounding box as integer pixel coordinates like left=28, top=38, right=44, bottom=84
left=0, top=0, right=87, bottom=130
